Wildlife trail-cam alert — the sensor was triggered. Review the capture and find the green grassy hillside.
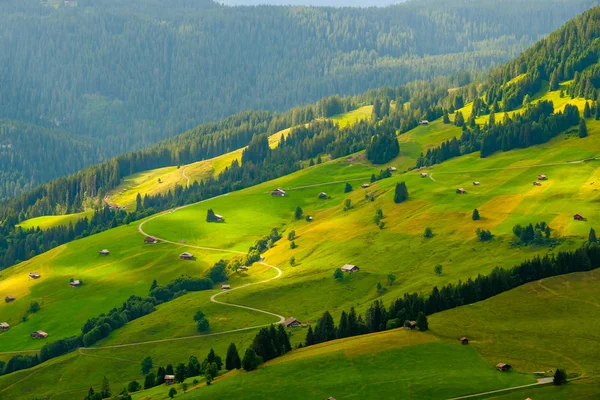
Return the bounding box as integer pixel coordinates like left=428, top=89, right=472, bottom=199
left=1, top=96, right=599, bottom=399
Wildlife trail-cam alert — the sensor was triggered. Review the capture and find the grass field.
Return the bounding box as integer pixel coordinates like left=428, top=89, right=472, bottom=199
left=16, top=210, right=94, bottom=230
left=1, top=93, right=599, bottom=399
left=103, top=107, right=372, bottom=211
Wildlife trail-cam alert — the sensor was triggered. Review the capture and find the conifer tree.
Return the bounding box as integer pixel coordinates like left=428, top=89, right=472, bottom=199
left=394, top=182, right=408, bottom=203
left=225, top=343, right=241, bottom=370
left=305, top=325, right=315, bottom=346
left=101, top=376, right=111, bottom=399
left=579, top=118, right=588, bottom=138
left=344, top=182, right=353, bottom=193
left=416, top=312, right=428, bottom=331
left=553, top=369, right=567, bottom=385
left=472, top=209, right=480, bottom=220
left=589, top=228, right=597, bottom=243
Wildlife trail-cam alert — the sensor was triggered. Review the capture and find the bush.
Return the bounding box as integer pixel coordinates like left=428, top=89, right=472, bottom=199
left=476, top=228, right=493, bottom=242
left=242, top=348, right=263, bottom=371
left=394, top=182, right=408, bottom=203
left=424, top=227, right=433, bottom=238
left=127, top=381, right=141, bottom=393
left=333, top=268, right=343, bottom=281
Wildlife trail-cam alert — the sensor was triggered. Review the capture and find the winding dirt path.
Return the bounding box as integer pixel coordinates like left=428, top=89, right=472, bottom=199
left=446, top=378, right=554, bottom=400
left=79, top=194, right=286, bottom=350
left=181, top=166, right=191, bottom=188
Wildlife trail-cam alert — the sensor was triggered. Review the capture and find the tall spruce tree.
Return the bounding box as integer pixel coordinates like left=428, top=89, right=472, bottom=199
left=589, top=228, right=597, bottom=243
left=314, top=311, right=336, bottom=343
left=225, top=343, right=241, bottom=370
left=394, top=182, right=409, bottom=203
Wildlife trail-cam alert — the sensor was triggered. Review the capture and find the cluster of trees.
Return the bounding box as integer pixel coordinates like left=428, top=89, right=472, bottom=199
left=2, top=0, right=587, bottom=166
left=306, top=237, right=600, bottom=352
left=417, top=101, right=583, bottom=168
left=486, top=6, right=600, bottom=111
left=140, top=348, right=225, bottom=391
left=149, top=276, right=214, bottom=304
left=476, top=228, right=493, bottom=242
left=512, top=222, right=552, bottom=245
left=245, top=228, right=282, bottom=265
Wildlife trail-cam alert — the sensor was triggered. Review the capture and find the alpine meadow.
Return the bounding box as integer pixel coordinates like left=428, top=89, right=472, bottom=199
left=1, top=1, right=600, bottom=400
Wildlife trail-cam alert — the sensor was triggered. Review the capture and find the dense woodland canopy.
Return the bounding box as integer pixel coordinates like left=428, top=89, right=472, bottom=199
left=0, top=0, right=597, bottom=196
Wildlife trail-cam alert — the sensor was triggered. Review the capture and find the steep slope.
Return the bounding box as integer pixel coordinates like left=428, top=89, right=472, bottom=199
left=0, top=120, right=105, bottom=199
left=0, top=0, right=596, bottom=162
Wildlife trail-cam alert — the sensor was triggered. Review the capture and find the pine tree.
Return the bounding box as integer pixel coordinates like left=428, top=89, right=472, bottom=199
left=101, top=376, right=111, bottom=399
left=394, top=182, right=408, bottom=203
left=589, top=228, right=597, bottom=243
left=141, top=356, right=153, bottom=375
left=337, top=310, right=350, bottom=339
left=305, top=325, right=316, bottom=346
left=309, top=158, right=315, bottom=166
left=175, top=363, right=187, bottom=383
left=295, top=206, right=303, bottom=220
left=472, top=209, right=480, bottom=220
left=277, top=324, right=292, bottom=354
left=442, top=110, right=450, bottom=124
left=347, top=307, right=359, bottom=336
left=241, top=348, right=262, bottom=371
left=454, top=111, right=464, bottom=127
left=314, top=311, right=336, bottom=343
left=206, top=208, right=216, bottom=222
left=584, top=102, right=592, bottom=119
left=166, top=364, right=174, bottom=375
left=553, top=368, right=567, bottom=385
left=344, top=182, right=353, bottom=193
left=416, top=312, right=428, bottom=331
left=135, top=193, right=143, bottom=212
left=579, top=119, right=588, bottom=138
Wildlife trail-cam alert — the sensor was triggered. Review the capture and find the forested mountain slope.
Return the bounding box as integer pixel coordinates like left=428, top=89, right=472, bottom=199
left=0, top=121, right=106, bottom=199
left=0, top=0, right=596, bottom=177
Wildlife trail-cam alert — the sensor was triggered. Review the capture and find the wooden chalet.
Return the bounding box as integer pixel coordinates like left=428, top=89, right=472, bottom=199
left=99, top=249, right=110, bottom=256
left=496, top=363, right=511, bottom=372
left=271, top=188, right=287, bottom=197
left=31, top=330, right=49, bottom=339
left=456, top=188, right=466, bottom=194
left=0, top=322, right=10, bottom=332
left=318, top=192, right=327, bottom=199
left=5, top=296, right=16, bottom=303
left=144, top=236, right=159, bottom=244
left=408, top=320, right=417, bottom=329
left=473, top=181, right=480, bottom=186
left=341, top=264, right=359, bottom=273
left=284, top=317, right=302, bottom=328
left=29, top=272, right=41, bottom=279
left=221, top=284, right=231, bottom=290
left=327, top=397, right=337, bottom=400
left=214, top=214, right=224, bottom=222
left=70, top=280, right=81, bottom=287
left=164, top=375, right=175, bottom=385
left=574, top=214, right=584, bottom=221
left=460, top=336, right=469, bottom=345
left=179, top=252, right=194, bottom=260
left=238, top=265, right=248, bottom=271
left=420, top=172, right=428, bottom=178
left=419, top=120, right=430, bottom=126
left=388, top=167, right=397, bottom=172
left=538, top=174, right=548, bottom=180
left=533, top=181, right=542, bottom=186
left=306, top=215, right=314, bottom=221
left=361, top=183, right=370, bottom=189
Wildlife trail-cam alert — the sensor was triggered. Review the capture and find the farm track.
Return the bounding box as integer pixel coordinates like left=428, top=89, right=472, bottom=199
left=427, top=158, right=597, bottom=179
left=181, top=166, right=191, bottom=188
left=446, top=378, right=554, bottom=400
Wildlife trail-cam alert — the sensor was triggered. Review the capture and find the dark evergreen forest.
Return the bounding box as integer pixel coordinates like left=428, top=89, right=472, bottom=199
left=0, top=0, right=597, bottom=197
